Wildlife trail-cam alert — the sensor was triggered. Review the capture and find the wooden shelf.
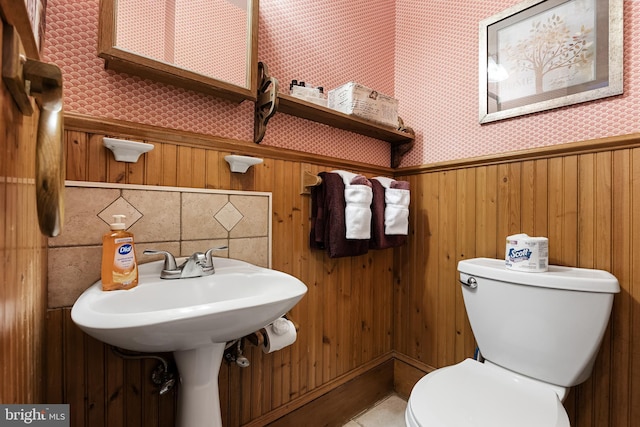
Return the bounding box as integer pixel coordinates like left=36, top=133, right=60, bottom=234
left=254, top=63, right=415, bottom=168
left=278, top=94, right=413, bottom=144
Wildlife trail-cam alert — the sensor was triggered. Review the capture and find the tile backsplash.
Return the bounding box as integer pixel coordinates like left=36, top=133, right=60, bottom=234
left=48, top=181, right=271, bottom=308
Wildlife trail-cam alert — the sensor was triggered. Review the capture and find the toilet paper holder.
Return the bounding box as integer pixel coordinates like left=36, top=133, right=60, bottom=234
left=245, top=313, right=299, bottom=347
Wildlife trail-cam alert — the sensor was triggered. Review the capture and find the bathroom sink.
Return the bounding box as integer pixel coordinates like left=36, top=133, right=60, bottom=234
left=72, top=257, right=307, bottom=427
left=71, top=257, right=308, bottom=352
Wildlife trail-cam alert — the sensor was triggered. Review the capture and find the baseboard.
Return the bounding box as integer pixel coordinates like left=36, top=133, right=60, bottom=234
left=245, top=356, right=394, bottom=427
left=241, top=353, right=435, bottom=427
left=392, top=354, right=434, bottom=399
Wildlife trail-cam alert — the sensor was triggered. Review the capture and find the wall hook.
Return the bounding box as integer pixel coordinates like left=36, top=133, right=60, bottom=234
left=254, top=62, right=279, bottom=143
left=3, top=24, right=65, bottom=237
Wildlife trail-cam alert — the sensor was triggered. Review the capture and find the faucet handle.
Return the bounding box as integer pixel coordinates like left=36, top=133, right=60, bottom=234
left=143, top=249, right=178, bottom=271
left=204, top=245, right=229, bottom=266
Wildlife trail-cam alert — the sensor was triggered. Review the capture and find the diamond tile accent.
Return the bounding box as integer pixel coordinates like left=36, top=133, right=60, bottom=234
left=49, top=183, right=271, bottom=308
left=98, top=197, right=142, bottom=228
left=215, top=202, right=244, bottom=231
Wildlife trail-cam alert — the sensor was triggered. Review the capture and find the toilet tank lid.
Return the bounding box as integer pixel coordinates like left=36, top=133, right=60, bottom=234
left=458, top=258, right=620, bottom=293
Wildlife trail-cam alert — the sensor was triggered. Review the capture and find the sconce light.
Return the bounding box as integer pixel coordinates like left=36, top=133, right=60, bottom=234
left=224, top=155, right=263, bottom=173
left=103, top=137, right=154, bottom=163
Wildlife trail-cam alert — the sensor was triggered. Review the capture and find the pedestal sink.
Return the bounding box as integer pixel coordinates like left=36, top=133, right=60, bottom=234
left=71, top=257, right=307, bottom=427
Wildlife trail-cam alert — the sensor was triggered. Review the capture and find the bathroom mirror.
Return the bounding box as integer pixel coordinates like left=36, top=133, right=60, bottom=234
left=98, top=0, right=259, bottom=102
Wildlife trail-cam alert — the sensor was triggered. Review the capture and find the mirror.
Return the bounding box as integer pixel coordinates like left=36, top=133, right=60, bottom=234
left=98, top=0, right=259, bottom=102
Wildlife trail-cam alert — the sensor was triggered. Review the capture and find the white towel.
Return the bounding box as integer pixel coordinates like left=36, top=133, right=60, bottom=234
left=373, top=177, right=410, bottom=235
left=333, top=170, right=373, bottom=239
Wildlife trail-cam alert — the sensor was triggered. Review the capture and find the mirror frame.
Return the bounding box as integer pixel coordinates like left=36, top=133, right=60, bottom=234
left=98, top=0, right=259, bottom=103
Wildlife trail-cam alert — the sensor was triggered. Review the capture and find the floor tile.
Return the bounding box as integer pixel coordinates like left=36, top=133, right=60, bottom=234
left=348, top=394, right=407, bottom=427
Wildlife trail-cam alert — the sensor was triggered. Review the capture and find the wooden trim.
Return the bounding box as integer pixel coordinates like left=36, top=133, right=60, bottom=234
left=249, top=356, right=395, bottom=427
left=392, top=354, right=434, bottom=399
left=242, top=352, right=394, bottom=427
left=63, top=112, right=394, bottom=176
left=96, top=0, right=258, bottom=102
left=397, top=133, right=640, bottom=175
left=0, top=0, right=40, bottom=59
left=65, top=111, right=640, bottom=177
left=393, top=352, right=436, bottom=375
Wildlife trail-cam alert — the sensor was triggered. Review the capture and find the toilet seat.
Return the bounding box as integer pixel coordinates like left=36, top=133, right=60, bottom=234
left=405, top=358, right=570, bottom=427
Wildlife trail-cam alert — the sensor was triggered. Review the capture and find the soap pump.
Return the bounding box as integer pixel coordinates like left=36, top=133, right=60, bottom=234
left=101, top=214, right=138, bottom=291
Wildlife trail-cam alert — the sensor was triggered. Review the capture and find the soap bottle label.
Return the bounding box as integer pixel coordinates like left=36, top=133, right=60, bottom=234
left=114, top=238, right=135, bottom=271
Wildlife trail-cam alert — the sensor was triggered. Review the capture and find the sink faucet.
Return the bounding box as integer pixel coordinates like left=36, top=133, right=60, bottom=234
left=143, top=246, right=228, bottom=279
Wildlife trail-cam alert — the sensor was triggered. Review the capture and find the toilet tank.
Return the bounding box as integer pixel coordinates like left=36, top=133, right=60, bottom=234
left=458, top=258, right=619, bottom=387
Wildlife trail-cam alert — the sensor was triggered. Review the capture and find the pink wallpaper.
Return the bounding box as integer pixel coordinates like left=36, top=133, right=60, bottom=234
left=117, top=0, right=247, bottom=87
left=116, top=0, right=167, bottom=61
left=43, top=0, right=640, bottom=167
left=44, top=0, right=254, bottom=141
left=174, top=0, right=247, bottom=87
left=395, top=0, right=640, bottom=166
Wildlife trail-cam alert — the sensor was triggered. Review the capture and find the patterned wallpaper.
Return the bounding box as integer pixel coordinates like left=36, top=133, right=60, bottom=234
left=44, top=0, right=254, bottom=140
left=43, top=0, right=640, bottom=167
left=117, top=0, right=247, bottom=87
left=394, top=0, right=640, bottom=166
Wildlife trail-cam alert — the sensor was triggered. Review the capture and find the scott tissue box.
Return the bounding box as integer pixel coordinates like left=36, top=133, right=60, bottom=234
left=327, top=82, right=398, bottom=128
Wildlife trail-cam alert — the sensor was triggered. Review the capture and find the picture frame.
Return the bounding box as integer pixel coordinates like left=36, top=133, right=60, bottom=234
left=479, top=0, right=623, bottom=124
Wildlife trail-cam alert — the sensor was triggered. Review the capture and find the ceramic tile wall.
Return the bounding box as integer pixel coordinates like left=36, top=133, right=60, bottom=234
left=48, top=182, right=271, bottom=308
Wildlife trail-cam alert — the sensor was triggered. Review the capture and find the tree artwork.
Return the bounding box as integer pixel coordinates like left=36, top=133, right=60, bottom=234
left=502, top=13, right=594, bottom=94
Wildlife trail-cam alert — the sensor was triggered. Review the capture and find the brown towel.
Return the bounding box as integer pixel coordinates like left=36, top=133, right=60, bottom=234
left=369, top=179, right=407, bottom=249
left=310, top=172, right=369, bottom=258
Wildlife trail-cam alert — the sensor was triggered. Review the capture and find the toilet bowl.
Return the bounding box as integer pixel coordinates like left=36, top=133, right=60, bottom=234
left=406, top=257, right=619, bottom=427
left=405, top=359, right=569, bottom=427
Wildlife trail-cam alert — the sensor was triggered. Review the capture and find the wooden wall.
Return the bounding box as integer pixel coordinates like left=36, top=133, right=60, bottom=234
left=0, top=17, right=48, bottom=404
left=45, top=114, right=395, bottom=426
left=395, top=136, right=640, bottom=427
left=46, top=113, right=640, bottom=426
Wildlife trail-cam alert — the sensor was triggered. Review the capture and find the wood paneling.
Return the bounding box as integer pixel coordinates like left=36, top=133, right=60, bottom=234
left=264, top=359, right=394, bottom=427
left=46, top=119, right=395, bottom=426
left=49, top=115, right=640, bottom=426
left=395, top=144, right=640, bottom=427
left=0, top=16, right=47, bottom=404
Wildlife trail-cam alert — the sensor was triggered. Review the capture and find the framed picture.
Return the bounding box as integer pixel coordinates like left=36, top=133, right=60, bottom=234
left=479, top=0, right=623, bottom=123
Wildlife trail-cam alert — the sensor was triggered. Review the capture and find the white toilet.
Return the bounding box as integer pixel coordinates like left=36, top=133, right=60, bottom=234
left=405, top=257, right=620, bottom=427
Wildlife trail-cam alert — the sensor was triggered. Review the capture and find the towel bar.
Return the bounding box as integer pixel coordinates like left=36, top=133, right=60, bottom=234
left=301, top=170, right=322, bottom=194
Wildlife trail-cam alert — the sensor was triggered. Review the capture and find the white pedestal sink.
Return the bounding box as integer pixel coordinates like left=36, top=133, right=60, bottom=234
left=71, top=257, right=307, bottom=427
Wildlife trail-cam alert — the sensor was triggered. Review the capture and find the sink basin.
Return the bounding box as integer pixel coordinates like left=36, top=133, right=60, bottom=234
left=72, top=257, right=307, bottom=353
left=71, top=257, right=307, bottom=427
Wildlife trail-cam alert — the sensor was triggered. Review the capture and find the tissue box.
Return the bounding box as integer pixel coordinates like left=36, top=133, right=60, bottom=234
left=327, top=82, right=398, bottom=128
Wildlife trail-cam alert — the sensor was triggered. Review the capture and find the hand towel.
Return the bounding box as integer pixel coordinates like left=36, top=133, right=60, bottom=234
left=373, top=177, right=410, bottom=236
left=309, top=172, right=369, bottom=258
left=333, top=170, right=373, bottom=240
left=369, top=179, right=407, bottom=249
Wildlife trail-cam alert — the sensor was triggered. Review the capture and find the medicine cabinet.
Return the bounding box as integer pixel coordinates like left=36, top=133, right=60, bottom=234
left=98, top=0, right=259, bottom=103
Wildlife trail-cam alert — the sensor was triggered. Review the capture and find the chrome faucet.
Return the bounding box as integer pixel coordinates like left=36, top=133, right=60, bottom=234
left=143, top=246, right=228, bottom=279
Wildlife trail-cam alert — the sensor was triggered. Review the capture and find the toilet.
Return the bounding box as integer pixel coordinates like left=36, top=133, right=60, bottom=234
left=405, top=257, right=620, bottom=427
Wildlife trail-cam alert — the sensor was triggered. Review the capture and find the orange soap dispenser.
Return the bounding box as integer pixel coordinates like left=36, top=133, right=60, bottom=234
left=101, top=214, right=138, bottom=291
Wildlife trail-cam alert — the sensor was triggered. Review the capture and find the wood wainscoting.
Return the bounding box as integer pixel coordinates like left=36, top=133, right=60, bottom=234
left=46, top=114, right=395, bottom=426
left=46, top=113, right=640, bottom=426
left=0, top=14, right=48, bottom=404
left=394, top=134, right=640, bottom=427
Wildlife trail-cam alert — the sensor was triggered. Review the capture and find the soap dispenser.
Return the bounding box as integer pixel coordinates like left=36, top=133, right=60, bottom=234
left=101, top=214, right=138, bottom=291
